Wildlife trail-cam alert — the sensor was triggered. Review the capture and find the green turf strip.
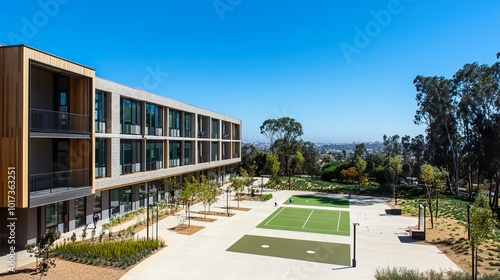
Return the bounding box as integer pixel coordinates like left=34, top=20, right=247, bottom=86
left=258, top=207, right=350, bottom=236
left=284, top=194, right=349, bottom=208
left=227, top=235, right=351, bottom=266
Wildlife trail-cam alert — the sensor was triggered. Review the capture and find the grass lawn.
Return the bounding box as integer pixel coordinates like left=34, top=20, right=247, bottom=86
left=227, top=235, right=351, bottom=266
left=257, top=207, right=350, bottom=236
left=283, top=194, right=349, bottom=208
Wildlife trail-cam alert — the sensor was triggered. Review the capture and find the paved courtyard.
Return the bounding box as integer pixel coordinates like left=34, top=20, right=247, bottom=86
left=0, top=188, right=461, bottom=279
left=121, top=190, right=460, bottom=280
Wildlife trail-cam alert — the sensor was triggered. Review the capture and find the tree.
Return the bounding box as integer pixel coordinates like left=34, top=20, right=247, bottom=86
left=265, top=153, right=280, bottom=183
left=229, top=172, right=245, bottom=208
left=387, top=156, right=402, bottom=205
left=340, top=167, right=358, bottom=183
left=354, top=143, right=367, bottom=159
left=470, top=190, right=495, bottom=279
left=354, top=155, right=367, bottom=186
left=301, top=141, right=319, bottom=177
left=261, top=117, right=303, bottom=177
left=178, top=176, right=201, bottom=227
left=26, top=228, right=60, bottom=279
left=199, top=175, right=221, bottom=219
left=290, top=150, right=304, bottom=175
left=383, top=134, right=402, bottom=157
left=414, top=75, right=461, bottom=196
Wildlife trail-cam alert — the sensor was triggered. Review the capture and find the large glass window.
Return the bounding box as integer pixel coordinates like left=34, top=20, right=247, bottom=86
left=95, top=138, right=107, bottom=178
left=146, top=103, right=163, bottom=135
left=184, top=141, right=192, bottom=165
left=169, top=141, right=181, bottom=167
left=120, top=140, right=142, bottom=174
left=123, top=186, right=132, bottom=213
left=184, top=113, right=191, bottom=137
left=121, top=98, right=142, bottom=134
left=45, top=204, right=57, bottom=230
left=95, top=90, right=107, bottom=133
left=94, top=191, right=102, bottom=214
left=74, top=197, right=85, bottom=228
left=211, top=119, right=218, bottom=139
left=146, top=140, right=163, bottom=171
left=110, top=188, right=121, bottom=217
left=211, top=142, right=218, bottom=161
left=169, top=109, right=181, bottom=137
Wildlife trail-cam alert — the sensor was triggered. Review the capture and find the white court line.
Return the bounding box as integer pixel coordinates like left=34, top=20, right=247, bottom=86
left=265, top=207, right=286, bottom=226
left=302, top=209, right=315, bottom=228
left=336, top=211, right=341, bottom=232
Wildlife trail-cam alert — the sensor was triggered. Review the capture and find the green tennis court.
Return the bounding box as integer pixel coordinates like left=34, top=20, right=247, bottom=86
left=284, top=194, right=349, bottom=208
left=257, top=207, right=350, bottom=236
left=227, top=235, right=351, bottom=266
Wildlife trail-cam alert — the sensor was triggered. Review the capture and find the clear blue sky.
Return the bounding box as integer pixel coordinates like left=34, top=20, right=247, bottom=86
left=2, top=0, right=500, bottom=143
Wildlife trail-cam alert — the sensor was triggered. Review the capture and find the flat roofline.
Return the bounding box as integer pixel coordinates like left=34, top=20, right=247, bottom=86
left=96, top=77, right=242, bottom=123
left=0, top=44, right=95, bottom=71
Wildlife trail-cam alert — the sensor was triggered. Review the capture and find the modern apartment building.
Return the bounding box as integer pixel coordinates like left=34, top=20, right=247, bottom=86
left=0, top=45, right=242, bottom=247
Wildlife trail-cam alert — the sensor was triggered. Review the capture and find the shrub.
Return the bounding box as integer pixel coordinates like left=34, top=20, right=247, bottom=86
left=260, top=194, right=273, bottom=201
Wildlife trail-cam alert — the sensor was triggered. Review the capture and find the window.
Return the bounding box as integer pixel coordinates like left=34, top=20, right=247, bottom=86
left=95, top=91, right=107, bottom=133
left=121, top=98, right=142, bottom=134
left=169, top=141, right=181, bottom=167
left=146, top=140, right=163, bottom=171
left=139, top=185, right=146, bottom=208
left=95, top=138, right=107, bottom=178
left=184, top=141, right=192, bottom=165
left=110, top=188, right=121, bottom=217
left=146, top=103, right=163, bottom=135
left=123, top=186, right=132, bottom=213
left=74, top=197, right=85, bottom=228
left=211, top=119, right=218, bottom=139
left=45, top=204, right=57, bottom=230
left=169, top=109, right=181, bottom=136
left=211, top=142, right=218, bottom=161
left=184, top=113, right=191, bottom=137
left=120, top=140, right=142, bottom=174
left=94, top=191, right=102, bottom=214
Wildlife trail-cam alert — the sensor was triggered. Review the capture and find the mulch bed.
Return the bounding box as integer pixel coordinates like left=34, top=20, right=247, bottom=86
left=189, top=216, right=217, bottom=222
left=168, top=225, right=205, bottom=235
left=198, top=211, right=235, bottom=217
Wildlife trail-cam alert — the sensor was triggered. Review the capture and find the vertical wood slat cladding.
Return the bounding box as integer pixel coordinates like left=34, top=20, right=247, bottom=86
left=0, top=45, right=95, bottom=208
left=0, top=46, right=27, bottom=207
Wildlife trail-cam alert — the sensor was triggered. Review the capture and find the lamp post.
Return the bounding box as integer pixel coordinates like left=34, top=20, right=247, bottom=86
left=146, top=184, right=157, bottom=240
left=155, top=202, right=159, bottom=244
left=352, top=222, right=360, bottom=267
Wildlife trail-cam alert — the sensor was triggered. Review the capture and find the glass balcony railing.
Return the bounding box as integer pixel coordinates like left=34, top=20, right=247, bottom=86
left=199, top=155, right=210, bottom=163
left=30, top=169, right=90, bottom=195
left=31, top=109, right=90, bottom=134
left=146, top=126, right=163, bottom=136
left=146, top=160, right=163, bottom=171
left=95, top=120, right=106, bottom=133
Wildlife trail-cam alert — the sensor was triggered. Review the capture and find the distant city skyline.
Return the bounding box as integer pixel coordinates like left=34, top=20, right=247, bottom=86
left=2, top=1, right=500, bottom=143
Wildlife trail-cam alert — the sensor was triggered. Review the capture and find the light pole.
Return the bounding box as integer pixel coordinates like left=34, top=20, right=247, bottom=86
left=155, top=202, right=159, bottom=244
left=146, top=185, right=157, bottom=240
left=352, top=222, right=359, bottom=267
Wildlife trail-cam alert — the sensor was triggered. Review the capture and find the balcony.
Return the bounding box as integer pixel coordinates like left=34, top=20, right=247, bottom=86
left=233, top=153, right=240, bottom=158
left=223, top=153, right=231, bottom=160
left=211, top=132, right=218, bottom=139
left=146, top=160, right=163, bottom=171
left=169, top=129, right=181, bottom=137
left=169, top=158, right=180, bottom=167
left=95, top=121, right=106, bottom=133
left=30, top=109, right=90, bottom=134
left=121, top=124, right=141, bottom=134
left=211, top=155, right=218, bottom=161
left=184, top=157, right=192, bottom=165
left=199, top=155, right=210, bottom=163
left=146, top=127, right=163, bottom=136
left=120, top=163, right=141, bottom=174
left=198, top=131, right=208, bottom=138
left=30, top=168, right=90, bottom=195
left=95, top=166, right=106, bottom=178
left=223, top=134, right=231, bottom=139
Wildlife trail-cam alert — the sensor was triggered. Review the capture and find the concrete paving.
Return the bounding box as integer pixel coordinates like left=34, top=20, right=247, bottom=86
left=121, top=190, right=461, bottom=280
left=1, top=187, right=461, bottom=279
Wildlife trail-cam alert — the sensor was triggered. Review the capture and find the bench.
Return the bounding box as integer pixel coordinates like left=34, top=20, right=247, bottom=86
left=389, top=206, right=401, bottom=215
left=408, top=226, right=425, bottom=240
